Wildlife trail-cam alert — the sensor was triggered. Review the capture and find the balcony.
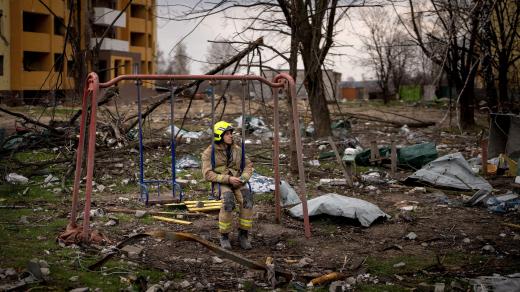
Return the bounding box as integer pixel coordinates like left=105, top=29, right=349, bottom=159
left=129, top=17, right=146, bottom=33
left=93, top=7, right=126, bottom=28
left=130, top=46, right=146, bottom=58
left=90, top=38, right=129, bottom=52
left=22, top=32, right=51, bottom=52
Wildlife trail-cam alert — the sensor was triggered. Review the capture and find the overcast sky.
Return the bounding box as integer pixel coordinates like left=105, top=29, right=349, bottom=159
left=156, top=2, right=369, bottom=81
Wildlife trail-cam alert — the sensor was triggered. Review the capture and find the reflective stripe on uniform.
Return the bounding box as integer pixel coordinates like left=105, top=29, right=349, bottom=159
left=239, top=218, right=252, bottom=228
left=218, top=221, right=231, bottom=231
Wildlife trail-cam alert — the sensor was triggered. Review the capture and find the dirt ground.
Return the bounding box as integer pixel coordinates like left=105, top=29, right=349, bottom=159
left=1, top=96, right=519, bottom=291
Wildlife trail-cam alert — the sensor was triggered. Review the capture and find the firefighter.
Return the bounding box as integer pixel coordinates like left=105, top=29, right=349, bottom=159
left=201, top=121, right=254, bottom=250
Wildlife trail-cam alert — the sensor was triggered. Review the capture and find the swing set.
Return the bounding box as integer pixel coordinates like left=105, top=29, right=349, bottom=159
left=59, top=72, right=311, bottom=245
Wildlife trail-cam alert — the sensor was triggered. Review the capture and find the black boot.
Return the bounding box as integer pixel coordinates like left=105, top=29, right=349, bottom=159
left=219, top=233, right=231, bottom=250
left=238, top=229, right=252, bottom=250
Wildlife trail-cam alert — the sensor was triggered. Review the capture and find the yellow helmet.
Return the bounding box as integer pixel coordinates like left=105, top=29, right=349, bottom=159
left=213, top=121, right=234, bottom=142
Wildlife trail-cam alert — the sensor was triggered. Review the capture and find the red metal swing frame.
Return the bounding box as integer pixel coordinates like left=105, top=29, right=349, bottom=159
left=59, top=72, right=311, bottom=244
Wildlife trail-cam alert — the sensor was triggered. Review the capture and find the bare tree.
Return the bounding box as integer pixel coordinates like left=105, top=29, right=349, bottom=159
left=162, top=1, right=380, bottom=137
left=359, top=8, right=416, bottom=103
left=166, top=42, right=191, bottom=75
left=479, top=0, right=520, bottom=110
left=403, top=0, right=483, bottom=129
left=204, top=42, right=238, bottom=74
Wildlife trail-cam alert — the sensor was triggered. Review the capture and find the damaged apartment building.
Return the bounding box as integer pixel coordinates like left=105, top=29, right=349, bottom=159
left=0, top=0, right=156, bottom=105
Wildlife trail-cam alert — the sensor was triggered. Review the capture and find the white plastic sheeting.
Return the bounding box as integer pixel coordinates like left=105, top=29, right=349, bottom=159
left=280, top=181, right=301, bottom=206
left=289, top=193, right=390, bottom=227
left=249, top=172, right=275, bottom=193
left=405, top=152, right=492, bottom=191
left=469, top=274, right=520, bottom=292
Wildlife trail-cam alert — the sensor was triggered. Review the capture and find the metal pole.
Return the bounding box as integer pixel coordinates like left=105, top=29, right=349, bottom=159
left=81, top=73, right=99, bottom=241
left=273, top=89, right=281, bottom=224
left=136, top=79, right=146, bottom=203
left=210, top=82, right=215, bottom=199
left=241, top=81, right=246, bottom=150
left=274, top=73, right=311, bottom=238
left=169, top=81, right=177, bottom=198
left=69, top=77, right=90, bottom=229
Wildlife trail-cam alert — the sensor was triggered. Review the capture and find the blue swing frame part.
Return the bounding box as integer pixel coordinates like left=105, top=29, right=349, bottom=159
left=136, top=80, right=183, bottom=205
left=208, top=81, right=252, bottom=200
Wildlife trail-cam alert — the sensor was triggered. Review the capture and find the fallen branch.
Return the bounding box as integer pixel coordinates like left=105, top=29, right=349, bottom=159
left=372, top=109, right=435, bottom=127
left=341, top=112, right=434, bottom=128
left=148, top=230, right=295, bottom=282
left=0, top=107, right=63, bottom=134
left=88, top=229, right=296, bottom=286
left=68, top=86, right=119, bottom=125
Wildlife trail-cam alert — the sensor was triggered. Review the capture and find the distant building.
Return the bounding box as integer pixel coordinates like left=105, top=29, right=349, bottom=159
left=339, top=80, right=381, bottom=100
left=0, top=0, right=156, bottom=103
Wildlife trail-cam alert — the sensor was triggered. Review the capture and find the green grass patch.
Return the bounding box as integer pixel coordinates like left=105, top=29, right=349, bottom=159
left=357, top=283, right=408, bottom=292
left=254, top=193, right=273, bottom=204
left=366, top=254, right=435, bottom=277
left=14, top=150, right=57, bottom=163
left=0, top=183, right=61, bottom=205
left=254, top=164, right=272, bottom=176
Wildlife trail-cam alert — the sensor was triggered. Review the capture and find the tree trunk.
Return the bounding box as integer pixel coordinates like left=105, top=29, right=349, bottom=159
left=300, top=43, right=332, bottom=137
left=305, top=68, right=332, bottom=137
left=498, top=54, right=509, bottom=105
left=287, top=26, right=299, bottom=174
left=458, top=77, right=476, bottom=129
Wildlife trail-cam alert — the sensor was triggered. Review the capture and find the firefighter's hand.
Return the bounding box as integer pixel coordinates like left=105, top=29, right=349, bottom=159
left=229, top=176, right=242, bottom=188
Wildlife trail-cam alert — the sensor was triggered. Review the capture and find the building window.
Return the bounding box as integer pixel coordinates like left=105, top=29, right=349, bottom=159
left=54, top=17, right=66, bottom=35
left=23, top=51, right=50, bottom=71
left=130, top=32, right=146, bottom=47
left=0, top=55, right=4, bottom=76
left=23, top=12, right=50, bottom=33
left=130, top=4, right=147, bottom=19
left=67, top=59, right=74, bottom=77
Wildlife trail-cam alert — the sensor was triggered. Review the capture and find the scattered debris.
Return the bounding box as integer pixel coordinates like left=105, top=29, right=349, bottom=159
left=249, top=172, right=275, bottom=193
left=404, top=232, right=417, bottom=240
left=6, top=173, right=29, bottom=184
left=176, top=155, right=200, bottom=169
left=405, top=152, right=492, bottom=191
left=280, top=180, right=301, bottom=206
left=289, top=193, right=390, bottom=227
left=151, top=215, right=192, bottom=225
left=469, top=273, right=520, bottom=292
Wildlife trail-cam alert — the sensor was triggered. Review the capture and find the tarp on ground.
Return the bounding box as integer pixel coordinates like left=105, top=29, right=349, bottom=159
left=289, top=193, right=390, bottom=227
left=354, top=142, right=437, bottom=169
left=404, top=152, right=492, bottom=191
left=398, top=142, right=438, bottom=169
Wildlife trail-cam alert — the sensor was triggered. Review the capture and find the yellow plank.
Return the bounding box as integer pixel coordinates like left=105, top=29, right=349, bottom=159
left=185, top=203, right=222, bottom=207
left=184, top=200, right=222, bottom=204
left=187, top=206, right=222, bottom=212
left=152, top=216, right=192, bottom=225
